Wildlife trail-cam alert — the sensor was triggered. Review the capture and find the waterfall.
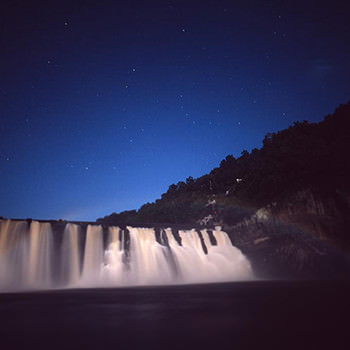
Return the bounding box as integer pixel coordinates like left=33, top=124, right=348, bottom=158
left=61, top=223, right=81, bottom=285
left=126, top=227, right=174, bottom=285
left=0, top=220, right=29, bottom=288
left=103, top=226, right=125, bottom=285
left=81, top=225, right=104, bottom=285
left=28, top=221, right=54, bottom=287
left=0, top=219, right=253, bottom=291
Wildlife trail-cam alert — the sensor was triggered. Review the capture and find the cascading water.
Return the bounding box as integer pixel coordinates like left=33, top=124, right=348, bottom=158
left=28, top=221, right=54, bottom=287
left=61, top=223, right=81, bottom=285
left=0, top=220, right=29, bottom=288
left=0, top=219, right=253, bottom=291
left=81, top=225, right=104, bottom=284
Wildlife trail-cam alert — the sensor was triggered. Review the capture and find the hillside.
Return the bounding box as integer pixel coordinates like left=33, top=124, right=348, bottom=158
left=97, top=101, right=350, bottom=246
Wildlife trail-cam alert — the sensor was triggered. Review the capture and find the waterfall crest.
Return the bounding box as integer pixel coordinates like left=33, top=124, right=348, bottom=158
left=0, top=219, right=253, bottom=291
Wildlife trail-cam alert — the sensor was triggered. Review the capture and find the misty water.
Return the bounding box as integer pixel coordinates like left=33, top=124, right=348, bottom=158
left=0, top=219, right=252, bottom=291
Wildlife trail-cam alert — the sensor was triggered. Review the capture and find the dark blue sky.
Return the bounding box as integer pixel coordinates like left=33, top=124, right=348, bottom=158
left=1, top=0, right=349, bottom=220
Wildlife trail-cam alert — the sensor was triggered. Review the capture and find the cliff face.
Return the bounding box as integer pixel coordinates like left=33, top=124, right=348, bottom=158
left=222, top=188, right=350, bottom=280
left=276, top=187, right=350, bottom=244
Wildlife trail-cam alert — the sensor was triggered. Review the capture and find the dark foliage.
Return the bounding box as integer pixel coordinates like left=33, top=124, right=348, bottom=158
left=97, top=101, right=350, bottom=226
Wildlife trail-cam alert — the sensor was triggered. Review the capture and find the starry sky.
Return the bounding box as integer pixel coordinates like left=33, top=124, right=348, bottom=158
left=1, top=0, right=349, bottom=221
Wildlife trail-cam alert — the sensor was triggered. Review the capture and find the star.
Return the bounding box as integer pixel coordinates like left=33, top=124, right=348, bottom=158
left=181, top=28, right=186, bottom=32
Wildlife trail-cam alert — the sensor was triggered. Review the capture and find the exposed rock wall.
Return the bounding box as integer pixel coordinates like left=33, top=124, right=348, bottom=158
left=223, top=192, right=350, bottom=280
left=275, top=188, right=350, bottom=245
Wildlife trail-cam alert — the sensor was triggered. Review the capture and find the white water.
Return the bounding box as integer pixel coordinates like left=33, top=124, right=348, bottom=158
left=28, top=221, right=54, bottom=287
left=0, top=219, right=253, bottom=291
left=61, top=223, right=81, bottom=285
left=81, top=225, right=104, bottom=284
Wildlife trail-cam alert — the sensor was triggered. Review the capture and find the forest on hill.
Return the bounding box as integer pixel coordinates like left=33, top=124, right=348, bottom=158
left=97, top=101, right=350, bottom=227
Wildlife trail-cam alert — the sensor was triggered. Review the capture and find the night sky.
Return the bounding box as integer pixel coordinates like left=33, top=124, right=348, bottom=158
left=1, top=1, right=349, bottom=221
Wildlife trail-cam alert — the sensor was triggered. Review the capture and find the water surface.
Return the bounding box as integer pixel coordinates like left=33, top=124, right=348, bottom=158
left=0, top=281, right=349, bottom=349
